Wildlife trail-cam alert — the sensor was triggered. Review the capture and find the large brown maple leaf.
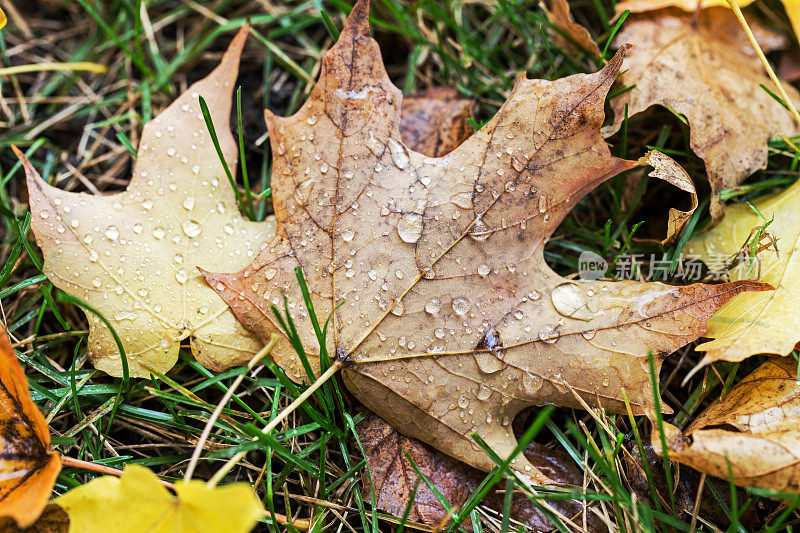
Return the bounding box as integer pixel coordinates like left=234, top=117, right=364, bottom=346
left=203, top=0, right=767, bottom=482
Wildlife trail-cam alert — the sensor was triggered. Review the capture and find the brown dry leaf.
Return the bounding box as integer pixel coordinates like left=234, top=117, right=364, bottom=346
left=779, top=52, right=800, bottom=83
left=19, top=26, right=277, bottom=378
left=357, top=412, right=477, bottom=527
left=541, top=0, right=602, bottom=58
left=656, top=357, right=800, bottom=493
left=0, top=329, right=61, bottom=528
left=614, top=0, right=757, bottom=12
left=203, top=0, right=768, bottom=482
left=357, top=99, right=588, bottom=527
left=608, top=7, right=800, bottom=220
left=615, top=0, right=800, bottom=47
left=634, top=153, right=699, bottom=245
left=400, top=88, right=473, bottom=157
left=0, top=505, right=69, bottom=533
left=357, top=413, right=596, bottom=531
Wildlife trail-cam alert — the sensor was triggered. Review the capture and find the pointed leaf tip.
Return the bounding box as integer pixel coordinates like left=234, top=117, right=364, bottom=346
left=341, top=0, right=371, bottom=40
left=224, top=22, right=250, bottom=65
left=13, top=145, right=49, bottom=203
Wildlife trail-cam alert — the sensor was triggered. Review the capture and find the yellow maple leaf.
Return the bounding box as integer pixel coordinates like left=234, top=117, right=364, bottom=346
left=18, top=26, right=276, bottom=378
left=55, top=465, right=263, bottom=533
left=685, top=181, right=798, bottom=365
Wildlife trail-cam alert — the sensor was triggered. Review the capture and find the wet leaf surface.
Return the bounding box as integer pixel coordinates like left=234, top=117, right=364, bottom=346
left=19, top=26, right=277, bottom=378
left=608, top=6, right=800, bottom=220
left=0, top=330, right=61, bottom=528
left=203, top=0, right=768, bottom=482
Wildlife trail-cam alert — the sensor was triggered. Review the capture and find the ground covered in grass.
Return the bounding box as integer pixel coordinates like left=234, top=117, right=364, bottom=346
left=2, top=0, right=800, bottom=531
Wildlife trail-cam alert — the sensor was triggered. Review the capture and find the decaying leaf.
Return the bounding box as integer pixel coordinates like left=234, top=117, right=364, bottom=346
left=55, top=465, right=263, bottom=533
left=0, top=505, right=69, bottom=533
left=608, top=7, right=800, bottom=220
left=0, top=329, right=61, bottom=528
left=614, top=0, right=756, bottom=12
left=357, top=413, right=596, bottom=531
left=685, top=180, right=799, bottom=365
left=615, top=0, right=800, bottom=47
left=203, top=0, right=767, bottom=482
left=399, top=88, right=474, bottom=157
left=357, top=412, right=477, bottom=526
left=623, top=436, right=764, bottom=527
left=19, top=26, right=277, bottom=378
left=634, top=152, right=699, bottom=245
left=541, top=0, right=602, bottom=58
left=656, top=357, right=800, bottom=494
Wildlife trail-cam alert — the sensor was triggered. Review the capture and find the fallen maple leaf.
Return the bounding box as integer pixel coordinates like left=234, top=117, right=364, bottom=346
left=608, top=7, right=800, bottom=220
left=357, top=413, right=596, bottom=531
left=0, top=329, right=61, bottom=528
left=359, top=86, right=596, bottom=530
left=203, top=0, right=767, bottom=482
left=18, top=26, right=276, bottom=378
left=656, top=357, right=800, bottom=493
left=615, top=0, right=800, bottom=48
left=685, top=180, right=799, bottom=365
left=541, top=0, right=602, bottom=58
left=399, top=88, right=474, bottom=157
left=55, top=464, right=262, bottom=532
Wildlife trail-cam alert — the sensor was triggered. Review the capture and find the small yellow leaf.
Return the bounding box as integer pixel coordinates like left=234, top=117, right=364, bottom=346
left=783, top=0, right=800, bottom=44
left=55, top=465, right=263, bottom=533
left=19, top=25, right=277, bottom=378
left=0, top=7, right=6, bottom=30
left=685, top=181, right=799, bottom=365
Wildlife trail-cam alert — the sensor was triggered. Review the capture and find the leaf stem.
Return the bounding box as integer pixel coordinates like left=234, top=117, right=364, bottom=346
left=61, top=456, right=174, bottom=489
left=206, top=359, right=344, bottom=488
left=184, top=335, right=279, bottom=482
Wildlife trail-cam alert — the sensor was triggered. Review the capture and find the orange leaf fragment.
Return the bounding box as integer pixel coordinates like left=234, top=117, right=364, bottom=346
left=0, top=330, right=61, bottom=528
